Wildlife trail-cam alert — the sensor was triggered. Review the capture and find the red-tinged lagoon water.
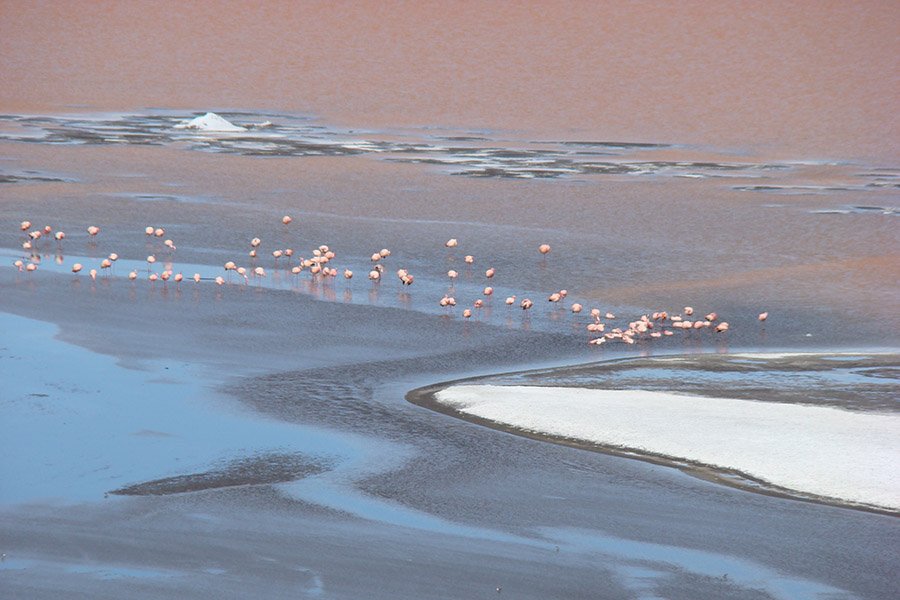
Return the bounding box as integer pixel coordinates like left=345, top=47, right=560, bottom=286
left=1, top=3, right=898, bottom=599
left=1, top=0, right=898, bottom=162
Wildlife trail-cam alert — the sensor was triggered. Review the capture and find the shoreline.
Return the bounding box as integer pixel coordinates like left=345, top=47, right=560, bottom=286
left=405, top=355, right=900, bottom=518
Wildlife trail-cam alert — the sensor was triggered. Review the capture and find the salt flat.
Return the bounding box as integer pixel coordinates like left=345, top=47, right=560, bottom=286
left=436, top=384, right=900, bottom=511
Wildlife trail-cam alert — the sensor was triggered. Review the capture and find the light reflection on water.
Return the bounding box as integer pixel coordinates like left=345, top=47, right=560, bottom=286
left=0, top=312, right=409, bottom=505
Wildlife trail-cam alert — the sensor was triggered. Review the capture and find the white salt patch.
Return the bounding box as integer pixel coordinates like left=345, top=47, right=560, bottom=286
left=174, top=112, right=246, bottom=132
left=436, top=385, right=900, bottom=510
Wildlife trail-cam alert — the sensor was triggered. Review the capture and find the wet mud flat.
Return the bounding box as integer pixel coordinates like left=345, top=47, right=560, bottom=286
left=110, top=453, right=331, bottom=496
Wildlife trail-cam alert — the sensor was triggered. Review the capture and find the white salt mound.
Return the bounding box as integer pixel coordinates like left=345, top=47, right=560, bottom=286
left=435, top=384, right=900, bottom=510
left=174, top=112, right=246, bottom=132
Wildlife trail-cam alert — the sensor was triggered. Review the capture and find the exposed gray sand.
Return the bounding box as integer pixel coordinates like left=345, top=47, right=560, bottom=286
left=110, top=453, right=330, bottom=496
left=3, top=274, right=899, bottom=599
left=2, top=120, right=899, bottom=599
left=407, top=354, right=900, bottom=516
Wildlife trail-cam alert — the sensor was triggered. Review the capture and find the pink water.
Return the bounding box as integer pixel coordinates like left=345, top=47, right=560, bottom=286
left=2, top=0, right=897, bottom=161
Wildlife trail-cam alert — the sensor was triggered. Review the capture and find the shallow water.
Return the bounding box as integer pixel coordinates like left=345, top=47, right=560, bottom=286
left=1, top=4, right=899, bottom=598
left=492, top=353, right=900, bottom=412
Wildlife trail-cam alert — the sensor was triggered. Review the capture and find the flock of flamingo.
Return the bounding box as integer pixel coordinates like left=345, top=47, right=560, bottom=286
left=10, top=217, right=769, bottom=346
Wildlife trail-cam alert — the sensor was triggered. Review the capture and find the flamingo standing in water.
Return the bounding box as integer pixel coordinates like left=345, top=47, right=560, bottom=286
left=7, top=218, right=760, bottom=351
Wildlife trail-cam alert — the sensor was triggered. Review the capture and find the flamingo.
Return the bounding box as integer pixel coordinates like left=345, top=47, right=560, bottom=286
left=282, top=215, right=292, bottom=225
left=759, top=312, right=768, bottom=321
left=538, top=244, right=551, bottom=255
left=485, top=267, right=495, bottom=278
left=72, top=263, right=83, bottom=273
left=445, top=238, right=458, bottom=248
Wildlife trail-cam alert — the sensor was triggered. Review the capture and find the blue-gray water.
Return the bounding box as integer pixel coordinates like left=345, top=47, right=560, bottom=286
left=1, top=109, right=898, bottom=599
